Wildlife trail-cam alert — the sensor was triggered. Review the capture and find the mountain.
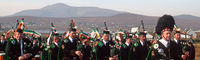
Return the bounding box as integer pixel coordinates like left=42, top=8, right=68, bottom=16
left=175, top=14, right=200, bottom=20
left=1, top=13, right=200, bottom=32
left=1, top=3, right=200, bottom=31
left=12, top=3, right=124, bottom=18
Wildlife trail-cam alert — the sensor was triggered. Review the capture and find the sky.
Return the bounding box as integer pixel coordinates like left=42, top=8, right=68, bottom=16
left=0, top=0, right=200, bottom=17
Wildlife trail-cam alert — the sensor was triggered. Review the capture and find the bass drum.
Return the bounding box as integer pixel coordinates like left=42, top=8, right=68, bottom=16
left=0, top=53, right=5, bottom=60
left=32, top=55, right=40, bottom=60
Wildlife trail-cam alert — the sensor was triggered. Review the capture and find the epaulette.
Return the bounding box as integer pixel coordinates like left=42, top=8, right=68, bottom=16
left=134, top=43, right=139, bottom=47
left=44, top=48, right=48, bottom=51
left=63, top=39, right=69, bottom=43
left=131, top=40, right=139, bottom=47
left=50, top=44, right=55, bottom=49
left=92, top=48, right=96, bottom=53
left=43, top=43, right=47, bottom=47
left=10, top=39, right=16, bottom=45
left=122, top=44, right=127, bottom=48
left=97, top=41, right=104, bottom=47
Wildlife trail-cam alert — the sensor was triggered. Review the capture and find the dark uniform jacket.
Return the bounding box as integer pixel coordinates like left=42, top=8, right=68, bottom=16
left=7, top=38, right=32, bottom=60
left=50, top=42, right=63, bottom=60
left=135, top=41, right=149, bottom=60
left=96, top=41, right=111, bottom=60
left=152, top=40, right=176, bottom=60
left=171, top=39, right=183, bottom=60
left=63, top=37, right=79, bottom=60
left=77, top=43, right=92, bottom=60
left=120, top=43, right=134, bottom=60
left=0, top=40, right=7, bottom=52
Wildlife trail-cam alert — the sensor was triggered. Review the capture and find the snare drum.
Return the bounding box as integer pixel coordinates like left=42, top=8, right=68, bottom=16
left=32, top=55, right=40, bottom=60
left=0, top=53, right=5, bottom=60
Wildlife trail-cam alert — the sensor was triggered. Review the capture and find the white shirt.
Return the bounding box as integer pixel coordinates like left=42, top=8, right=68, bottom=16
left=140, top=40, right=145, bottom=46
left=125, top=42, right=130, bottom=46
left=54, top=42, right=59, bottom=47
left=103, top=40, right=108, bottom=45
left=69, top=37, right=73, bottom=43
left=1, top=40, right=5, bottom=44
left=17, top=40, right=20, bottom=43
left=159, top=39, right=170, bottom=48
left=174, top=38, right=178, bottom=44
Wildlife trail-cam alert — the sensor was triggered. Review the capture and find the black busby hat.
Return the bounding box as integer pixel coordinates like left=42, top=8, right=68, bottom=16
left=71, top=28, right=77, bottom=32
left=156, top=15, right=175, bottom=35
left=126, top=36, right=132, bottom=39
left=103, top=30, right=110, bottom=34
left=139, top=32, right=147, bottom=36
left=174, top=31, right=180, bottom=34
